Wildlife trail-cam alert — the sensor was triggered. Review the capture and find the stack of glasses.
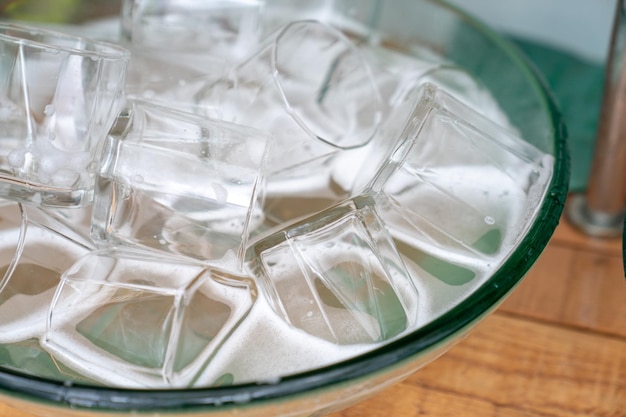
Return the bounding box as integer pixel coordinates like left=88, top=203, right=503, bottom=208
left=0, top=1, right=553, bottom=389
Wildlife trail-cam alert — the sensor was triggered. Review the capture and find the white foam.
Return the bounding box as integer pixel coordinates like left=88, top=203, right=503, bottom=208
left=0, top=228, right=89, bottom=344
left=8, top=136, right=91, bottom=188
left=194, top=295, right=376, bottom=386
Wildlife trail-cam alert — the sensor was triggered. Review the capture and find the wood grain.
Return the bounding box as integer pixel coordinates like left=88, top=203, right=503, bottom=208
left=2, top=210, right=626, bottom=417
left=329, top=314, right=626, bottom=417
left=549, top=215, right=622, bottom=256
left=500, top=237, right=626, bottom=338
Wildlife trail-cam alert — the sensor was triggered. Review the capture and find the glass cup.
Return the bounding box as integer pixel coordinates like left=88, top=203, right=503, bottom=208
left=91, top=99, right=271, bottom=270
left=121, top=0, right=263, bottom=63
left=333, top=64, right=498, bottom=195
left=192, top=19, right=385, bottom=227
left=43, top=250, right=257, bottom=388
left=246, top=194, right=419, bottom=346
left=0, top=23, right=129, bottom=206
left=121, top=0, right=255, bottom=115
left=196, top=19, right=384, bottom=177
left=0, top=23, right=129, bottom=207
left=367, top=82, right=553, bottom=264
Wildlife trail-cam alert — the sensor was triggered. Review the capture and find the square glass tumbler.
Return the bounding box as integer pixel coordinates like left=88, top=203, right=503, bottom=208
left=0, top=23, right=129, bottom=207
left=91, top=99, right=271, bottom=270
left=368, top=82, right=553, bottom=263
left=246, top=194, right=419, bottom=345
left=44, top=251, right=257, bottom=388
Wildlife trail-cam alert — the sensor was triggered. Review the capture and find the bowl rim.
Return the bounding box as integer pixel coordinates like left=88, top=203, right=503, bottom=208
left=0, top=0, right=570, bottom=412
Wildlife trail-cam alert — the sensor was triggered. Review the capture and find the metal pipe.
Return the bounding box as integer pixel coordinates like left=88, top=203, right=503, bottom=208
left=566, top=0, right=626, bottom=237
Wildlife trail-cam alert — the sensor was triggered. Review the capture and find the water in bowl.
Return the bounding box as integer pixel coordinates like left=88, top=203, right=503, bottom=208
left=0, top=11, right=553, bottom=389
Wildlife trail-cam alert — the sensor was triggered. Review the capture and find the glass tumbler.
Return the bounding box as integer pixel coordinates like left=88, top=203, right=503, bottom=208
left=0, top=23, right=129, bottom=207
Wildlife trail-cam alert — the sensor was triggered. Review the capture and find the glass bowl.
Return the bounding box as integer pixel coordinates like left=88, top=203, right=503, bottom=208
left=0, top=0, right=569, bottom=416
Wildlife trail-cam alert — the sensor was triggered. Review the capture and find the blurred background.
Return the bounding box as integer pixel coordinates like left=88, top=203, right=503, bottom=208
left=0, top=0, right=120, bottom=23
left=449, top=0, right=615, bottom=194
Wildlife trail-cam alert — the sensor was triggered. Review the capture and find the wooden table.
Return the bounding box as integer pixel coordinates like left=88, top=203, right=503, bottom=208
left=2, top=205, right=625, bottom=417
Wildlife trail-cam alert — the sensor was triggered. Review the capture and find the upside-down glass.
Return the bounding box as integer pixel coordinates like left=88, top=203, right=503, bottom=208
left=121, top=0, right=251, bottom=113
left=0, top=23, right=129, bottom=207
left=368, top=82, right=553, bottom=265
left=202, top=20, right=382, bottom=150
left=121, top=0, right=263, bottom=63
left=246, top=194, right=419, bottom=346
left=91, top=99, right=271, bottom=269
left=345, top=64, right=505, bottom=195
left=43, top=250, right=257, bottom=389
left=195, top=19, right=383, bottom=177
left=0, top=1, right=569, bottom=416
left=197, top=19, right=385, bottom=227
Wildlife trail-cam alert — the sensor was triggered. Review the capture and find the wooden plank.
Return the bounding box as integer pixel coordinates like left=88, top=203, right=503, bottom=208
left=562, top=248, right=626, bottom=335
left=551, top=214, right=622, bottom=257
left=407, top=313, right=626, bottom=417
left=0, top=403, right=27, bottom=417
left=501, top=244, right=575, bottom=321
left=330, top=313, right=626, bottom=417
left=501, top=238, right=626, bottom=338
left=326, top=379, right=534, bottom=417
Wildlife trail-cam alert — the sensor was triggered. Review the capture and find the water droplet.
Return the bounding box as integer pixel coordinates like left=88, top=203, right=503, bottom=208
left=484, top=216, right=495, bottom=225
left=132, top=174, right=144, bottom=184
left=44, top=104, right=55, bottom=116
left=40, top=156, right=57, bottom=174
left=212, top=182, right=228, bottom=203
left=8, top=149, right=25, bottom=167
left=51, top=169, right=79, bottom=187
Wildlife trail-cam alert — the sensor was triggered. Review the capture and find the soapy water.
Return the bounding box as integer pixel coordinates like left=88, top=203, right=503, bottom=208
left=0, top=15, right=554, bottom=389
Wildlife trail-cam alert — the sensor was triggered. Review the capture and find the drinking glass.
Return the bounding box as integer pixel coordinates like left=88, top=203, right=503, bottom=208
left=91, top=99, right=271, bottom=270
left=368, top=82, right=553, bottom=264
left=44, top=250, right=257, bottom=388
left=121, top=0, right=263, bottom=62
left=246, top=194, right=419, bottom=345
left=196, top=20, right=384, bottom=177
left=0, top=23, right=129, bottom=207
